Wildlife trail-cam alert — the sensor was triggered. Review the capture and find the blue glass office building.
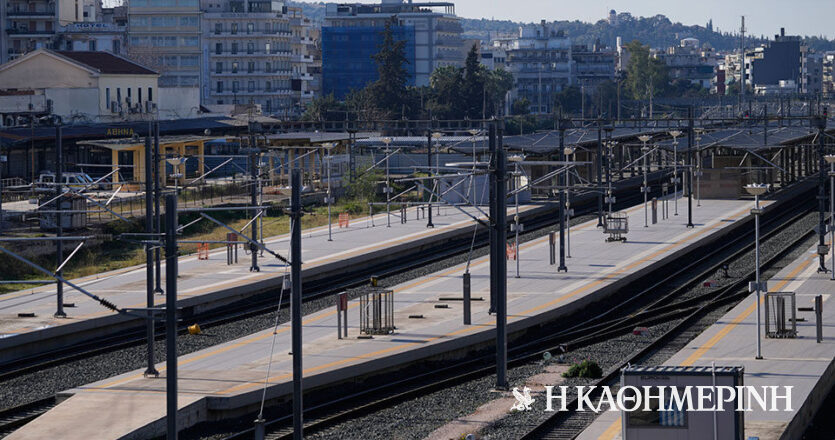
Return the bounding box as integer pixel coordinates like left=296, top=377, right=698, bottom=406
left=322, top=25, right=416, bottom=99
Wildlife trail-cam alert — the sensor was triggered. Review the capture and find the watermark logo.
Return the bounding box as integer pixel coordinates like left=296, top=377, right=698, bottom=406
left=511, top=386, right=536, bottom=411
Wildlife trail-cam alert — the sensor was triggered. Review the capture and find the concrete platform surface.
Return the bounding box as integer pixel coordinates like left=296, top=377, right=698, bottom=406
left=578, top=242, right=835, bottom=440
left=5, top=197, right=762, bottom=440
left=0, top=205, right=516, bottom=351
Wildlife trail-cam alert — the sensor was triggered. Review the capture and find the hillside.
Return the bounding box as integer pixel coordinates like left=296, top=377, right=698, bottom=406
left=288, top=2, right=835, bottom=52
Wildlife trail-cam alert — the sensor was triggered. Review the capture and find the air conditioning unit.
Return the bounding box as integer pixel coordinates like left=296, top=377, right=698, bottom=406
left=111, top=101, right=119, bottom=113
left=145, top=101, right=157, bottom=112
left=134, top=102, right=142, bottom=113
left=4, top=115, right=15, bottom=127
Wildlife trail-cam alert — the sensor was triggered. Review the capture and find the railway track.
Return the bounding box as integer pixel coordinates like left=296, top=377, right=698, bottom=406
left=214, top=184, right=818, bottom=440
left=0, top=178, right=656, bottom=434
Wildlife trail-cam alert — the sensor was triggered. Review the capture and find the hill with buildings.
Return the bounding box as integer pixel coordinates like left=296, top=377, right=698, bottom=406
left=289, top=2, right=835, bottom=52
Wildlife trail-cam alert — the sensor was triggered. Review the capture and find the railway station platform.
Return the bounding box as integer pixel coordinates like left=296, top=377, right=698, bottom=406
left=0, top=204, right=542, bottom=364
left=578, top=242, right=835, bottom=440
left=5, top=197, right=768, bottom=440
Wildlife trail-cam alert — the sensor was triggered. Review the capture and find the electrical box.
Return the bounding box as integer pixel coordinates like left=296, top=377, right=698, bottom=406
left=622, top=365, right=744, bottom=440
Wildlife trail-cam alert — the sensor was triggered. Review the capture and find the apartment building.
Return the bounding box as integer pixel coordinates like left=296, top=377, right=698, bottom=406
left=201, top=0, right=316, bottom=116
left=322, top=0, right=463, bottom=98
left=1, top=0, right=80, bottom=62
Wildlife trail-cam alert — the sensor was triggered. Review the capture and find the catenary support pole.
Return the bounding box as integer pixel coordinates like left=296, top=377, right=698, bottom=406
left=154, top=121, right=163, bottom=294
left=495, top=120, right=508, bottom=390
left=687, top=107, right=695, bottom=228
left=558, top=122, right=567, bottom=272
left=817, top=116, right=828, bottom=272
left=290, top=168, right=303, bottom=440
left=249, top=142, right=260, bottom=272
left=596, top=119, right=603, bottom=227
left=144, top=134, right=158, bottom=377
left=426, top=131, right=434, bottom=228
left=488, top=123, right=497, bottom=314
left=55, top=126, right=65, bottom=318
left=164, top=194, right=178, bottom=439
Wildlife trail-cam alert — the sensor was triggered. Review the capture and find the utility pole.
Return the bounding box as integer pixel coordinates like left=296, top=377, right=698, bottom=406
left=492, top=119, right=508, bottom=390
left=164, top=193, right=178, bottom=440
left=154, top=122, right=163, bottom=294
left=290, top=168, right=303, bottom=440
left=144, top=134, right=158, bottom=377
left=54, top=126, right=66, bottom=318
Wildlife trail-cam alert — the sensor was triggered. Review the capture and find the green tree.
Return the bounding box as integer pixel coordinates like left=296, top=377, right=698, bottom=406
left=553, top=86, right=583, bottom=115
left=511, top=97, right=530, bottom=115
left=301, top=94, right=343, bottom=121
left=427, top=65, right=465, bottom=119
left=369, top=19, right=410, bottom=118
left=484, top=68, right=514, bottom=117
left=462, top=44, right=486, bottom=118
left=624, top=40, right=669, bottom=100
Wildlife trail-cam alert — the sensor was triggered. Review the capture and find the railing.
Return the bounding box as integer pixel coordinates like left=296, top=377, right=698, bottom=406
left=7, top=10, right=55, bottom=16
left=6, top=29, right=55, bottom=35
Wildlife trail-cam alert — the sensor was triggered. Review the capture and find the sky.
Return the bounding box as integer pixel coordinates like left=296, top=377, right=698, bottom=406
left=387, top=0, right=835, bottom=39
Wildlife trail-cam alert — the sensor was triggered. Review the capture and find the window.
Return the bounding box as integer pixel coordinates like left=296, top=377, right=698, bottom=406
left=247, top=23, right=254, bottom=34
left=232, top=81, right=239, bottom=93
left=113, top=40, right=120, bottom=54
left=247, top=61, right=254, bottom=73
left=105, top=88, right=110, bottom=109
left=248, top=80, right=254, bottom=92
left=231, top=62, right=238, bottom=73
left=214, top=23, right=222, bottom=34
left=148, top=87, right=153, bottom=102
left=265, top=43, right=270, bottom=54
left=247, top=42, right=254, bottom=54
left=88, top=40, right=96, bottom=51
left=216, top=81, right=223, bottom=93
left=126, top=87, right=131, bottom=104
left=138, top=87, right=142, bottom=104
left=116, top=88, right=121, bottom=105
left=215, top=43, right=222, bottom=55
left=216, top=62, right=223, bottom=74
left=265, top=61, right=271, bottom=73
left=231, top=23, right=238, bottom=34
left=231, top=42, right=238, bottom=54
left=265, top=81, right=271, bottom=91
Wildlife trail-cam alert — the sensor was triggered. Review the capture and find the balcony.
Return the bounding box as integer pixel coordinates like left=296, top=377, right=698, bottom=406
left=212, top=89, right=293, bottom=96
left=209, top=30, right=292, bottom=38
left=211, top=70, right=292, bottom=77
left=293, top=73, right=313, bottom=80
left=212, top=50, right=292, bottom=58
left=6, top=28, right=55, bottom=36
left=7, top=9, right=55, bottom=17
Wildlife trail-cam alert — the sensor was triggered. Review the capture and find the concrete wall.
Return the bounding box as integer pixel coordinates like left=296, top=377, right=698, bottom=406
left=98, top=74, right=158, bottom=114
left=0, top=52, right=95, bottom=89
left=45, top=87, right=100, bottom=123
left=157, top=86, right=201, bottom=119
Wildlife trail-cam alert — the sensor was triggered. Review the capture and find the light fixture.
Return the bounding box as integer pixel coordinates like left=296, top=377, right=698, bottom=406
left=744, top=183, right=769, bottom=196
left=638, top=135, right=652, bottom=143
left=669, top=130, right=682, bottom=138
left=825, top=154, right=835, bottom=164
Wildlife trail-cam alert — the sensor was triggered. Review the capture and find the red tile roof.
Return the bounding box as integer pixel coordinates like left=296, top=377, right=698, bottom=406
left=55, top=51, right=157, bottom=75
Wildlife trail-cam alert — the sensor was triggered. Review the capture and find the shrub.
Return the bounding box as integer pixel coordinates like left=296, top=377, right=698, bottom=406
left=562, top=360, right=603, bottom=379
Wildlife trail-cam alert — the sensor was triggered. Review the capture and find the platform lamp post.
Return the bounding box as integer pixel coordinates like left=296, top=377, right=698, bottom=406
left=605, top=140, right=616, bottom=217
left=826, top=154, right=835, bottom=279
left=468, top=129, right=480, bottom=205
left=564, top=145, right=576, bottom=257
left=427, top=132, right=441, bottom=228
left=694, top=128, right=705, bottom=207
left=382, top=137, right=393, bottom=228
left=508, top=155, right=523, bottom=278
left=166, top=156, right=187, bottom=198
left=322, top=142, right=335, bottom=241
left=638, top=135, right=652, bottom=228
left=669, top=130, right=682, bottom=215
left=432, top=132, right=442, bottom=216
left=745, top=183, right=769, bottom=360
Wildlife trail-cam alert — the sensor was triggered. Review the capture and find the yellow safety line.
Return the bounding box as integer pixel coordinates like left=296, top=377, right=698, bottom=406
left=91, top=204, right=747, bottom=399
left=596, top=245, right=817, bottom=440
